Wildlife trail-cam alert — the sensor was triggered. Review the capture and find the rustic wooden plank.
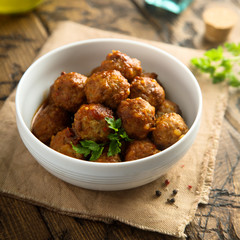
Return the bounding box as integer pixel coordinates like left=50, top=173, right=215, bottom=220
left=0, top=13, right=48, bottom=109
left=0, top=11, right=51, bottom=240
left=186, top=118, right=240, bottom=239
left=225, top=89, right=240, bottom=133
left=0, top=195, right=52, bottom=240
left=132, top=0, right=240, bottom=50
left=35, top=0, right=162, bottom=41
left=38, top=209, right=106, bottom=240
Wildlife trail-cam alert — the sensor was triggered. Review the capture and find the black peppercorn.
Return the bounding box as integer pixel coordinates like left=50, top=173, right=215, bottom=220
left=155, top=190, right=162, bottom=197
left=172, top=189, right=178, bottom=195
left=167, top=198, right=175, bottom=204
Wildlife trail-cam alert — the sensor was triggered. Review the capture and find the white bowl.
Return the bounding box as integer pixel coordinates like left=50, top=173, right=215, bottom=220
left=16, top=38, right=202, bottom=191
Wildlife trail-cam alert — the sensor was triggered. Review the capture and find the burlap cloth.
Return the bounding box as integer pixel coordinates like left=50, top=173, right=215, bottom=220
left=0, top=22, right=228, bottom=238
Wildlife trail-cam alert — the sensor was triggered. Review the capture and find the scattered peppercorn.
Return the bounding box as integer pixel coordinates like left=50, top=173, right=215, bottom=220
left=188, top=185, right=192, bottom=190
left=165, top=179, right=170, bottom=186
left=167, top=198, right=175, bottom=204
left=155, top=190, right=162, bottom=197
left=181, top=164, right=185, bottom=168
left=172, top=189, right=178, bottom=195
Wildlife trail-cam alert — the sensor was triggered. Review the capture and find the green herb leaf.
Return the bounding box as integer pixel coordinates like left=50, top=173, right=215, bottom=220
left=105, top=117, right=131, bottom=157
left=71, top=142, right=91, bottom=157
left=212, top=72, right=226, bottom=84
left=228, top=74, right=240, bottom=87
left=89, top=145, right=104, bottom=161
left=119, top=128, right=131, bottom=141
left=204, top=46, right=223, bottom=61
left=108, top=132, right=119, bottom=141
left=191, top=42, right=240, bottom=88
left=71, top=140, right=105, bottom=161
left=80, top=140, right=101, bottom=151
left=225, top=42, right=240, bottom=56
left=107, top=140, right=121, bottom=157
left=105, top=117, right=121, bottom=131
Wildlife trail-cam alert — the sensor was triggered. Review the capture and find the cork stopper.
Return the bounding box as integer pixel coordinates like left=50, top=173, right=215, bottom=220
left=203, top=6, right=238, bottom=42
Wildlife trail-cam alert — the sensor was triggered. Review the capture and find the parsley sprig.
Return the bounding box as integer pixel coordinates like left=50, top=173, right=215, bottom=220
left=191, top=42, right=240, bottom=87
left=105, top=117, right=131, bottom=157
left=71, top=117, right=131, bottom=161
left=71, top=141, right=104, bottom=161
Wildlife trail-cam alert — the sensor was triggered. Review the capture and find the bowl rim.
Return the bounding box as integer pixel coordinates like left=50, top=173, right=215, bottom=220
left=16, top=38, right=203, bottom=168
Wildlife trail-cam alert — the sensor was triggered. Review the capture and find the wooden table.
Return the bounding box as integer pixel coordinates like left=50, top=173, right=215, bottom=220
left=1, top=0, right=240, bottom=239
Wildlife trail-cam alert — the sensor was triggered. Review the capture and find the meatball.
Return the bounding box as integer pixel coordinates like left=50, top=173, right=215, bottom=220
left=156, top=99, right=182, bottom=118
left=99, top=50, right=142, bottom=81
left=117, top=97, right=155, bottom=139
left=50, top=72, right=87, bottom=112
left=125, top=139, right=159, bottom=161
left=85, top=70, right=130, bottom=109
left=50, top=128, right=84, bottom=159
left=31, top=103, right=71, bottom=144
left=130, top=76, right=165, bottom=108
left=95, top=150, right=121, bottom=163
left=152, top=113, right=188, bottom=149
left=72, top=103, right=114, bottom=142
left=140, top=72, right=158, bottom=79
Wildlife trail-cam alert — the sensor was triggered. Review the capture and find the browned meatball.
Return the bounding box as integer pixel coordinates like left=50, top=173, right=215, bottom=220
left=50, top=127, right=84, bottom=159
left=85, top=70, right=130, bottom=109
left=117, top=97, right=155, bottom=139
left=156, top=99, right=182, bottom=118
left=95, top=150, right=121, bottom=163
left=50, top=72, right=87, bottom=112
left=31, top=103, right=71, bottom=144
left=72, top=103, right=114, bottom=142
left=140, top=72, right=158, bottom=79
left=152, top=113, right=188, bottom=150
left=99, top=50, right=142, bottom=81
left=125, top=139, right=159, bottom=161
left=130, top=76, right=165, bottom=108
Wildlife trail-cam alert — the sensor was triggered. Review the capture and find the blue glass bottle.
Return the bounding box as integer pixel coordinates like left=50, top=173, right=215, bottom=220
left=145, top=0, right=193, bottom=14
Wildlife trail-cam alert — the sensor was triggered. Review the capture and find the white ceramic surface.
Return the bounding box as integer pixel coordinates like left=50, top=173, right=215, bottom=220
left=15, top=38, right=202, bottom=191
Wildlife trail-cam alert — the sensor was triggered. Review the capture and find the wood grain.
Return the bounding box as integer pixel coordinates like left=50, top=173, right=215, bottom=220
left=0, top=195, right=51, bottom=239
left=0, top=13, right=47, bottom=109
left=133, top=0, right=240, bottom=49
left=36, top=0, right=161, bottom=41
left=0, top=0, right=240, bottom=239
left=186, top=118, right=240, bottom=239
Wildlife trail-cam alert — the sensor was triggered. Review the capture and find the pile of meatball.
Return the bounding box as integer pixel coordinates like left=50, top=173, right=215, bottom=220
left=31, top=50, right=188, bottom=163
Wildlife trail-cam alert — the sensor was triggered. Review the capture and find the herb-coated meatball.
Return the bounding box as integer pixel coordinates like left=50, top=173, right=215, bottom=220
left=72, top=103, right=114, bottom=142
left=99, top=50, right=142, bottom=81
left=152, top=113, right=188, bottom=149
left=156, top=99, right=182, bottom=118
left=50, top=128, right=84, bottom=159
left=85, top=70, right=130, bottom=109
left=117, top=97, right=155, bottom=139
left=130, top=76, right=165, bottom=108
left=32, top=103, right=71, bottom=144
left=125, top=139, right=159, bottom=161
left=50, top=72, right=87, bottom=112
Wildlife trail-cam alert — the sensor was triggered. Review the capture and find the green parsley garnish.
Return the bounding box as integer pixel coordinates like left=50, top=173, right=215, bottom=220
left=105, top=117, right=122, bottom=131
left=191, top=42, right=240, bottom=87
left=71, top=140, right=104, bottom=161
left=71, top=117, right=131, bottom=161
left=105, top=117, right=131, bottom=156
